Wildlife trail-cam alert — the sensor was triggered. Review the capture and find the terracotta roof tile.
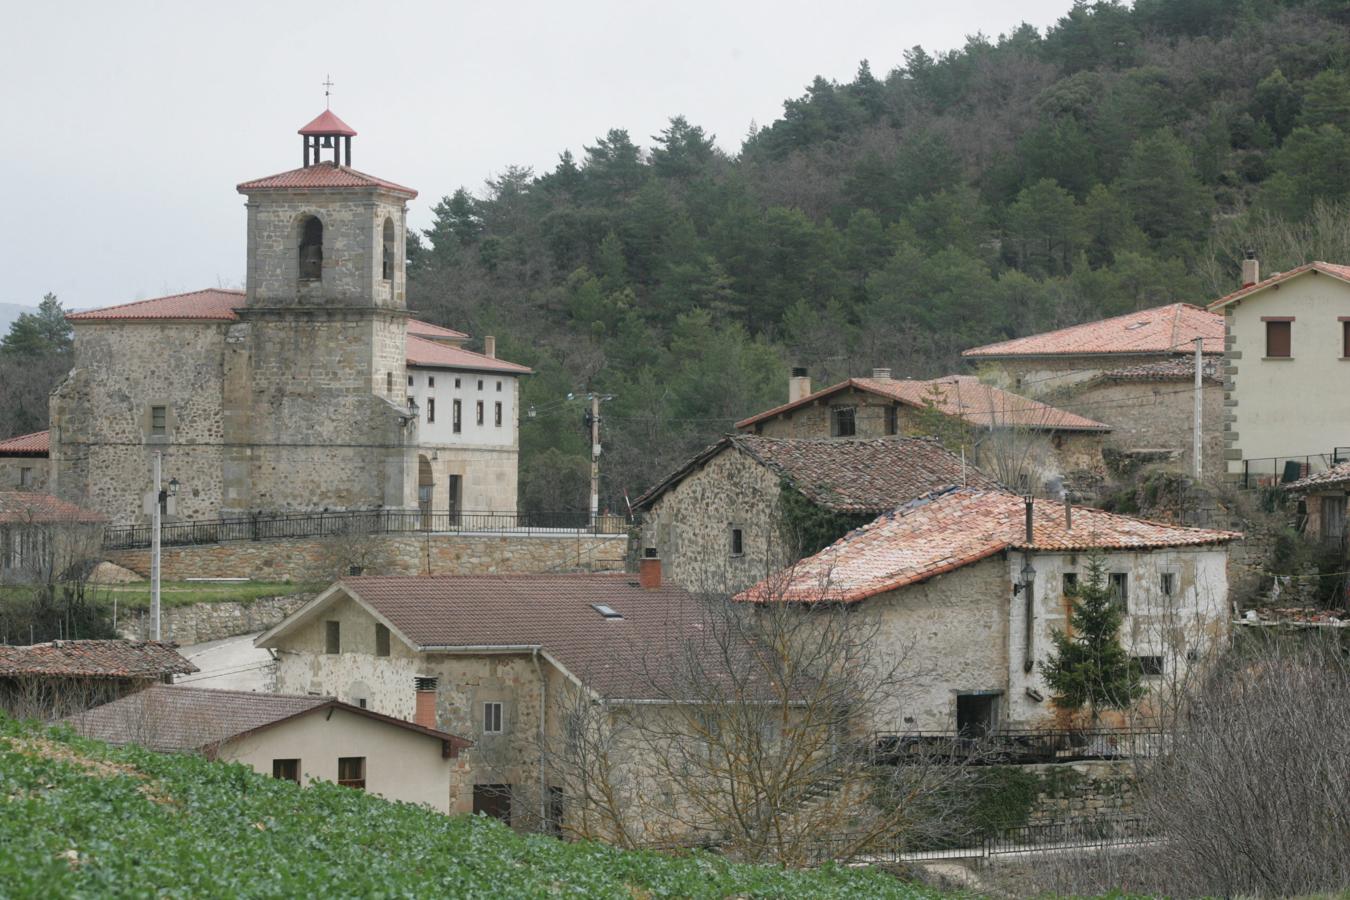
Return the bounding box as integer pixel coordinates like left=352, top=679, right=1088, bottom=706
left=633, top=436, right=1001, bottom=513
left=405, top=335, right=531, bottom=374
left=297, top=109, right=357, bottom=136
left=406, top=319, right=468, bottom=341
left=962, top=304, right=1223, bottom=357
left=738, top=488, right=1239, bottom=605
left=236, top=163, right=416, bottom=197
left=1093, top=356, right=1220, bottom=384
left=736, top=376, right=1109, bottom=432
left=1207, top=261, right=1350, bottom=311
left=0, top=492, right=106, bottom=524
left=0, top=430, right=49, bottom=455
left=1282, top=461, right=1350, bottom=492
left=65, top=685, right=469, bottom=753
left=67, top=289, right=244, bottom=322
left=0, top=641, right=196, bottom=679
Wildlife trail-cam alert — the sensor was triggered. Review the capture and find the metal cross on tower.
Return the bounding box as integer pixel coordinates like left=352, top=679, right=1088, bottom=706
left=323, top=74, right=334, bottom=108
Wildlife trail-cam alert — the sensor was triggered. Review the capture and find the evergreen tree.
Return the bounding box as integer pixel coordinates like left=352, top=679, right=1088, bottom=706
left=1, top=294, right=71, bottom=357
left=1041, top=552, right=1145, bottom=723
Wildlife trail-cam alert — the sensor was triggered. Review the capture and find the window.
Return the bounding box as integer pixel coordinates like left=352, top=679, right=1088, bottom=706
left=381, top=217, right=395, bottom=281
left=299, top=216, right=323, bottom=281
left=454, top=377, right=461, bottom=388
left=1133, top=656, right=1165, bottom=677
left=426, top=398, right=435, bottom=423
left=496, top=380, right=502, bottom=392
left=358, top=698, right=367, bottom=709
left=956, top=694, right=997, bottom=739
left=1062, top=572, right=1079, bottom=596
left=547, top=786, right=564, bottom=837
left=272, top=759, right=300, bottom=783
left=1322, top=494, right=1347, bottom=540
left=325, top=620, right=340, bottom=654
left=476, top=401, right=484, bottom=426
left=591, top=603, right=623, bottom=619
left=408, top=375, right=414, bottom=387
left=1159, top=572, right=1176, bottom=598
left=830, top=406, right=857, bottom=437
left=483, top=701, right=504, bottom=734
left=1265, top=319, right=1292, bottom=358
left=386, top=372, right=393, bottom=395
left=494, top=401, right=502, bottom=427
left=452, top=400, right=462, bottom=434
left=473, top=784, right=512, bottom=822
left=477, top=379, right=484, bottom=391
left=1109, top=573, right=1129, bottom=612
left=428, top=376, right=435, bottom=388
left=150, top=406, right=167, bottom=436
left=19, top=468, right=32, bottom=488
left=375, top=623, right=390, bottom=657
left=1343, top=321, right=1350, bottom=358
left=337, top=756, right=366, bottom=789
left=730, top=527, right=744, bottom=557
left=884, top=405, right=898, bottom=436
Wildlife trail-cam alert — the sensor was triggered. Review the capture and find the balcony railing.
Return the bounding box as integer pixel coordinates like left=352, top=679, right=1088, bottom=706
left=870, top=727, right=1168, bottom=765
left=102, top=508, right=629, bottom=550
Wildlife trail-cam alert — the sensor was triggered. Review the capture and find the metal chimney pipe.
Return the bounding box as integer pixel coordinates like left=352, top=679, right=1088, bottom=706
left=1024, top=495, right=1034, bottom=545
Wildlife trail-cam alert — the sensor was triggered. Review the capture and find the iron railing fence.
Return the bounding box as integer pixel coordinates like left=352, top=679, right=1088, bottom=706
left=870, top=727, right=1168, bottom=765
left=102, top=508, right=629, bottom=550
left=822, top=816, right=1158, bottom=863
left=1240, top=449, right=1350, bottom=489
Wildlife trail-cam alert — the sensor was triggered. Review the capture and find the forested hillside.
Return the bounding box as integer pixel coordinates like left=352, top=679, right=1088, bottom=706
left=405, top=0, right=1350, bottom=511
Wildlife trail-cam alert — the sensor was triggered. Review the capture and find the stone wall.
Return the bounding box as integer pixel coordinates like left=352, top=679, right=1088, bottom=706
left=972, top=354, right=1181, bottom=395
left=1023, top=760, right=1139, bottom=825
left=1061, top=379, right=1223, bottom=476
left=105, top=531, right=628, bottom=582
left=0, top=456, right=49, bottom=492
left=116, top=594, right=311, bottom=645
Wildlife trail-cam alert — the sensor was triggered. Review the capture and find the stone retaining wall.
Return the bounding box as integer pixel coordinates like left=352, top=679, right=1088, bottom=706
left=105, top=531, right=629, bottom=583
left=1024, top=760, right=1138, bottom=824
left=116, top=594, right=312, bottom=646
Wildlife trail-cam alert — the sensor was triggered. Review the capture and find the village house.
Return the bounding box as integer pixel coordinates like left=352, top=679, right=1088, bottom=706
left=961, top=304, right=1224, bottom=476
left=736, top=370, right=1109, bottom=494
left=0, top=430, right=49, bottom=493
left=633, top=435, right=1001, bottom=594
left=45, top=109, right=530, bottom=527
left=0, top=639, right=196, bottom=717
left=0, top=491, right=106, bottom=584
left=738, top=486, right=1238, bottom=735
left=67, top=685, right=471, bottom=812
left=1207, top=259, right=1350, bottom=486
left=254, top=569, right=720, bottom=835
left=1282, top=462, right=1350, bottom=544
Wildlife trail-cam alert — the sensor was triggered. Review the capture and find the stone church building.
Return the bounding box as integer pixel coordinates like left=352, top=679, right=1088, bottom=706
left=47, top=110, right=529, bottom=526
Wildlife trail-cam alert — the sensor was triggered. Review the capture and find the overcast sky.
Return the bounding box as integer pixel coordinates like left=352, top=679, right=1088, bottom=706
left=1, top=0, right=1074, bottom=311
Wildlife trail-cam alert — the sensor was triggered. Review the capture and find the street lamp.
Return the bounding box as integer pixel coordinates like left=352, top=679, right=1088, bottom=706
left=150, top=459, right=182, bottom=643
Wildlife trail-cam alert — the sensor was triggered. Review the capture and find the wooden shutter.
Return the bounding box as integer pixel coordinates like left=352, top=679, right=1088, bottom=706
left=1266, top=320, right=1291, bottom=358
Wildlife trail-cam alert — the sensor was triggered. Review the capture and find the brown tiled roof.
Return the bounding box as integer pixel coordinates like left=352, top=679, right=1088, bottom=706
left=736, top=376, right=1109, bottom=433
left=962, top=303, right=1223, bottom=357
left=0, top=492, right=106, bottom=524
left=237, top=163, right=416, bottom=198
left=67, top=289, right=244, bottom=322
left=405, top=335, right=531, bottom=374
left=65, top=685, right=470, bottom=754
left=633, top=436, right=1001, bottom=513
left=1208, top=261, right=1350, bottom=311
left=266, top=574, right=749, bottom=701
left=0, top=430, right=49, bottom=455
left=1093, top=356, right=1221, bottom=384
left=406, top=319, right=468, bottom=341
left=1282, top=461, right=1350, bottom=492
left=0, top=641, right=196, bottom=679
left=738, top=487, right=1240, bottom=605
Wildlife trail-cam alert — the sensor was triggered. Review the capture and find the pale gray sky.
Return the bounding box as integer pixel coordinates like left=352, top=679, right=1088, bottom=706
left=1, top=0, right=1072, bottom=311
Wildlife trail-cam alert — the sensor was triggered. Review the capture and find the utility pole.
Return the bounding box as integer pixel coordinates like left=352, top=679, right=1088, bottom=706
left=1193, top=336, right=1204, bottom=480
left=589, top=393, right=601, bottom=529
left=151, top=450, right=162, bottom=641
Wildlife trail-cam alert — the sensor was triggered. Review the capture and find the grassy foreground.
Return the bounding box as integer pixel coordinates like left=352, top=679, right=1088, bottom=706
left=0, top=716, right=946, bottom=899
left=99, top=580, right=324, bottom=609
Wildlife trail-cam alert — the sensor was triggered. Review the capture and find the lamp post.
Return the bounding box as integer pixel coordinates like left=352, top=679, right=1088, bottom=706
left=150, top=454, right=180, bottom=642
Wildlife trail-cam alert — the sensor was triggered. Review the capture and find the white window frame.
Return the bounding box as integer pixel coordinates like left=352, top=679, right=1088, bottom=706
left=483, top=701, right=504, bottom=734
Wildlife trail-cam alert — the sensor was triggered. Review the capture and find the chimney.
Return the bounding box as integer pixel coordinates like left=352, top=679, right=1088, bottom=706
left=788, top=366, right=811, bottom=403
left=1064, top=494, right=1073, bottom=531
left=1242, top=251, right=1259, bottom=288
left=1024, top=496, right=1034, bottom=545
left=483, top=335, right=496, bottom=359
left=871, top=367, right=893, bottom=380
left=414, top=676, right=438, bottom=729
left=638, top=549, right=662, bottom=589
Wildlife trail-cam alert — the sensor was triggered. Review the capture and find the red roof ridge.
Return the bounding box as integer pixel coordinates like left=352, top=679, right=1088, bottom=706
left=67, top=288, right=244, bottom=322
left=236, top=163, right=416, bottom=198
left=1207, top=261, right=1350, bottom=310
left=963, top=303, right=1223, bottom=358
left=0, top=429, right=50, bottom=455
left=405, top=334, right=531, bottom=374
left=298, top=109, right=357, bottom=136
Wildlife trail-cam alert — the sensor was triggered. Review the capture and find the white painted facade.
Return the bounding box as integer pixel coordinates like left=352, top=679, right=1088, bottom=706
left=408, top=368, right=519, bottom=449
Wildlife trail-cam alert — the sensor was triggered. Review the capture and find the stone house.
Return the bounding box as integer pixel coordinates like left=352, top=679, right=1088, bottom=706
left=1207, top=260, right=1350, bottom=486
left=735, top=372, right=1109, bottom=493
left=254, top=568, right=725, bottom=834
left=961, top=304, right=1224, bottom=477
left=0, top=491, right=105, bottom=584
left=737, top=487, right=1238, bottom=734
left=0, top=639, right=196, bottom=717
left=0, top=430, right=49, bottom=492
left=633, top=435, right=1001, bottom=595
left=66, top=684, right=471, bottom=813
left=1282, top=462, right=1350, bottom=544
left=47, top=109, right=530, bottom=526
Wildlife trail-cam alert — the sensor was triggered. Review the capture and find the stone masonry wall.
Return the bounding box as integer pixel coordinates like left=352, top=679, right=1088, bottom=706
left=105, top=531, right=628, bottom=582
left=1060, top=379, right=1223, bottom=475
left=0, top=457, right=49, bottom=492
left=1023, top=760, right=1139, bottom=825
left=116, top=594, right=311, bottom=645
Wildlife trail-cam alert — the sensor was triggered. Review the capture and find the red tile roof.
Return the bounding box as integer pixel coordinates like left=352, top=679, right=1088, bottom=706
left=633, top=436, right=1002, bottom=513
left=236, top=162, right=416, bottom=198
left=0, top=492, right=106, bottom=524
left=65, top=685, right=469, bottom=755
left=298, top=109, right=357, bottom=136
left=963, top=304, right=1223, bottom=358
left=1207, top=261, right=1350, bottom=311
left=737, top=487, right=1239, bottom=605
left=1281, top=461, right=1350, bottom=493
left=67, top=289, right=244, bottom=322
left=736, top=376, right=1109, bottom=433
left=406, top=319, right=468, bottom=341
left=405, top=335, right=531, bottom=374
left=0, top=430, right=49, bottom=456
left=0, top=641, right=196, bottom=679
left=1093, top=356, right=1220, bottom=384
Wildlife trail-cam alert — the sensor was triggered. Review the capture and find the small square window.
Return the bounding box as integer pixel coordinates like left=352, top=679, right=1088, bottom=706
left=337, top=756, right=366, bottom=789
left=19, top=468, right=32, bottom=487
left=730, top=527, right=744, bottom=557
left=1109, top=573, right=1129, bottom=612
left=272, top=759, right=300, bottom=783
left=455, top=378, right=461, bottom=389
left=483, top=701, right=504, bottom=734
left=408, top=375, right=414, bottom=387
left=375, top=623, right=390, bottom=657
left=325, top=620, right=341, bottom=654
left=428, top=376, right=435, bottom=388
left=496, top=381, right=503, bottom=392
left=1266, top=320, right=1291, bottom=358
left=1159, top=572, right=1176, bottom=598
left=830, top=406, right=856, bottom=437
left=1133, top=655, right=1165, bottom=677
left=1062, top=572, right=1078, bottom=595
left=477, top=379, right=484, bottom=391
left=150, top=406, right=167, bottom=436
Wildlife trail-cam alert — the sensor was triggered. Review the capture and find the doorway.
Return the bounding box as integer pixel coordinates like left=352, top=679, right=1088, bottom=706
left=956, top=693, right=998, bottom=738
left=417, top=455, right=434, bottom=529
left=447, top=474, right=462, bottom=527
left=473, top=783, right=512, bottom=823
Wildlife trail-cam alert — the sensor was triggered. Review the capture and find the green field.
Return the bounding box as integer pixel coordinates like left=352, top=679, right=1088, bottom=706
left=94, top=580, right=324, bottom=609
left=0, top=716, right=948, bottom=899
